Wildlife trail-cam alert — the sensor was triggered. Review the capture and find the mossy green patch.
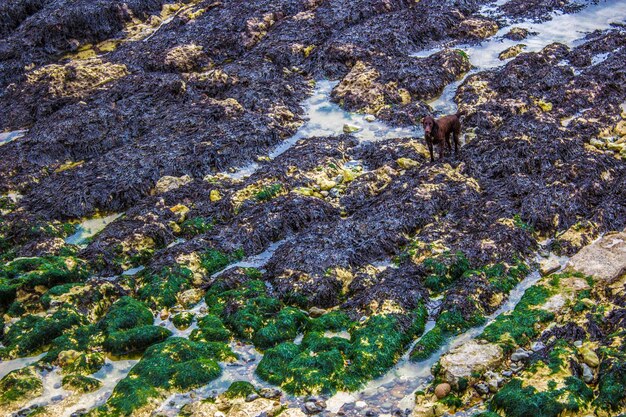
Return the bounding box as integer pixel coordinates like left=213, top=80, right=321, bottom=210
left=93, top=337, right=232, bottom=416
left=488, top=377, right=592, bottom=417
left=253, top=307, right=308, bottom=349
left=224, top=381, right=256, bottom=399
left=63, top=352, right=105, bottom=375
left=0, top=367, right=42, bottom=405
left=62, top=374, right=102, bottom=393
left=172, top=312, right=194, bottom=329
left=137, top=266, right=194, bottom=310
left=256, top=305, right=427, bottom=395
left=0, top=308, right=85, bottom=359
left=480, top=285, right=554, bottom=353
left=103, top=325, right=172, bottom=356
left=190, top=314, right=231, bottom=343
left=594, top=359, right=626, bottom=412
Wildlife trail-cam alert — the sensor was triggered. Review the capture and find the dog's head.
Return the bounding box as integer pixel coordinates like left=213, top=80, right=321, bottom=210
left=421, top=115, right=436, bottom=135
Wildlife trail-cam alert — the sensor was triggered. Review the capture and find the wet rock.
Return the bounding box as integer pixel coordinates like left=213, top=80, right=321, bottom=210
left=153, top=175, right=193, bottom=195
left=343, top=123, right=362, bottom=133
left=439, top=340, right=504, bottom=386
left=304, top=398, right=327, bottom=414
left=504, top=27, right=531, bottom=41
left=581, top=363, right=595, bottom=383
left=579, top=345, right=600, bottom=368
left=456, top=17, right=498, bottom=40
left=259, top=388, right=282, bottom=399
left=531, top=341, right=546, bottom=352
left=434, top=383, right=451, bottom=399
left=355, top=401, right=367, bottom=410
left=539, top=255, right=561, bottom=276
left=474, top=382, right=490, bottom=395
left=566, top=231, right=626, bottom=284
left=246, top=393, right=260, bottom=402
left=499, top=44, right=526, bottom=60
left=510, top=348, right=531, bottom=362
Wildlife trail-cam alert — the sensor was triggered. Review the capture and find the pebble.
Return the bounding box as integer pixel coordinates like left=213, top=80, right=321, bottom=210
left=581, top=363, right=594, bottom=383
left=511, top=348, right=531, bottom=362
left=531, top=341, right=546, bottom=352
left=355, top=401, right=367, bottom=410
left=51, top=394, right=64, bottom=402
left=502, top=370, right=513, bottom=378
left=434, top=383, right=451, bottom=399
left=259, top=388, right=282, bottom=399
left=474, top=382, right=490, bottom=395
left=510, top=362, right=524, bottom=373
left=574, top=340, right=583, bottom=347
left=304, top=399, right=327, bottom=414
left=365, top=115, right=376, bottom=122
left=246, top=393, right=260, bottom=402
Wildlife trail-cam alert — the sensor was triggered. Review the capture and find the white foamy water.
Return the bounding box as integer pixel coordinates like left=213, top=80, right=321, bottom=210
left=65, top=213, right=123, bottom=245
left=0, top=130, right=28, bottom=146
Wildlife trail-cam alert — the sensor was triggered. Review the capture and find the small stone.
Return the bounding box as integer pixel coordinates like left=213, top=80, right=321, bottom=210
left=343, top=123, right=361, bottom=133
left=259, top=388, right=282, bottom=399
left=474, top=382, right=490, bottom=395
left=355, top=401, right=367, bottom=410
left=318, top=179, right=337, bottom=191
left=504, top=27, right=530, bottom=41
left=539, top=256, right=561, bottom=276
left=510, top=362, right=524, bottom=373
left=364, top=115, right=376, bottom=122
left=579, top=345, right=600, bottom=368
left=246, top=393, right=260, bottom=402
left=574, top=340, right=583, bottom=347
left=531, top=341, right=546, bottom=352
left=215, top=412, right=226, bottom=417
left=396, top=158, right=419, bottom=170
left=160, top=309, right=170, bottom=320
left=304, top=399, right=326, bottom=414
left=434, top=383, right=451, bottom=399
left=581, top=363, right=594, bottom=383
left=502, top=370, right=513, bottom=378
left=308, top=306, right=326, bottom=318
left=510, top=348, right=531, bottom=362
left=320, top=190, right=329, bottom=197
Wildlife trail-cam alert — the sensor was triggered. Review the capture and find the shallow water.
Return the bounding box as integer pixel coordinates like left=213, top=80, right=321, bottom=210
left=225, top=81, right=419, bottom=179
left=420, top=0, right=626, bottom=114
left=0, top=353, right=45, bottom=380
left=65, top=213, right=123, bottom=245
left=0, top=130, right=28, bottom=146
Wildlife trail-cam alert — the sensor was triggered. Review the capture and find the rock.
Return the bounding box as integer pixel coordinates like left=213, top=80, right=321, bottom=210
left=318, top=179, right=337, bottom=191
left=615, top=120, right=626, bottom=136
left=531, top=341, right=546, bottom=352
left=510, top=362, right=524, bottom=373
left=566, top=231, right=626, bottom=284
left=177, top=288, right=204, bottom=308
left=246, top=393, right=260, bottom=402
left=457, top=17, right=499, bottom=39
left=474, top=382, right=490, bottom=395
left=259, top=388, right=282, bottom=399
left=574, top=340, right=583, bottom=347
left=434, top=383, right=451, bottom=399
left=396, top=158, right=419, bottom=170
left=439, top=340, right=504, bottom=386
left=304, top=399, right=326, bottom=414
left=210, top=189, right=222, bottom=202
left=581, top=363, right=594, bottom=383
left=579, top=345, right=600, bottom=368
left=504, top=27, right=530, bottom=40
left=281, top=409, right=308, bottom=417
left=355, top=401, right=367, bottom=410
left=510, top=348, right=531, bottom=362
left=499, top=44, right=526, bottom=60
left=153, top=175, right=192, bottom=195
left=308, top=307, right=326, bottom=318
left=343, top=123, right=361, bottom=133
left=539, top=255, right=561, bottom=276
left=502, top=370, right=513, bottom=378
left=364, top=115, right=376, bottom=122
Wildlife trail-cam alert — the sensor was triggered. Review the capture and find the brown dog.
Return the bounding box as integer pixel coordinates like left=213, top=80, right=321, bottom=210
left=421, top=112, right=463, bottom=162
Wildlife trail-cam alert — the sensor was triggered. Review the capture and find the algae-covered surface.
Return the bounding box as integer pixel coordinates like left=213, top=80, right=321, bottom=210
left=1, top=0, right=626, bottom=416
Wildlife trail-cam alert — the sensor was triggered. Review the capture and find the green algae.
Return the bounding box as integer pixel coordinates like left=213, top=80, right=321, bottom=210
left=137, top=266, right=194, bottom=309
left=594, top=359, right=626, bottom=412
left=256, top=305, right=427, bottom=395
left=0, top=367, right=42, bottom=405
left=252, top=307, right=308, bottom=349
left=0, top=308, right=85, bottom=359
left=480, top=285, right=554, bottom=352
left=224, top=381, right=257, bottom=399
left=190, top=314, right=231, bottom=342
left=255, top=183, right=283, bottom=201
left=172, top=312, right=194, bottom=329
left=103, top=325, right=172, bottom=356
left=62, top=374, right=102, bottom=393
left=91, top=337, right=232, bottom=416
left=63, top=352, right=105, bottom=375
left=488, top=377, right=593, bottom=417
left=179, top=216, right=213, bottom=236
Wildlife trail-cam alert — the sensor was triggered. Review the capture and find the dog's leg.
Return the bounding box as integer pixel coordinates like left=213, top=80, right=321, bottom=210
left=427, top=139, right=434, bottom=162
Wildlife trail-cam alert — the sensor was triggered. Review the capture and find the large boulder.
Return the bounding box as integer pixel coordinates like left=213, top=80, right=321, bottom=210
left=566, top=230, right=626, bottom=284
left=439, top=340, right=504, bottom=386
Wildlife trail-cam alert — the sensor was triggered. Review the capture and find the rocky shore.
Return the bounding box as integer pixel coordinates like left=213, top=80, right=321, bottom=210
left=1, top=0, right=625, bottom=416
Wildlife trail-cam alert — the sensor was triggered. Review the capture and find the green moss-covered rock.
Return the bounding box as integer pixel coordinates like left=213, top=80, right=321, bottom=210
left=0, top=367, right=43, bottom=406
left=224, top=381, right=257, bottom=399
left=137, top=266, right=194, bottom=309
left=92, top=337, right=233, bottom=416
left=62, top=374, right=102, bottom=393
left=63, top=352, right=105, bottom=375
left=103, top=325, right=172, bottom=355
left=0, top=308, right=85, bottom=359
left=172, top=312, right=194, bottom=330
left=256, top=306, right=427, bottom=395
left=489, top=377, right=592, bottom=417
left=99, top=296, right=153, bottom=333
left=189, top=314, right=231, bottom=343
left=252, top=307, right=308, bottom=349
